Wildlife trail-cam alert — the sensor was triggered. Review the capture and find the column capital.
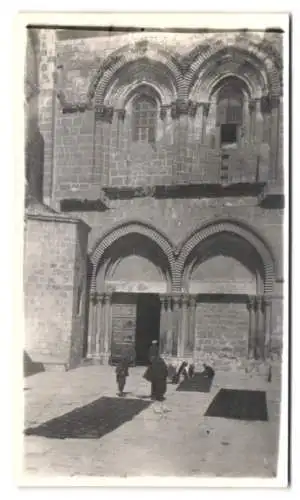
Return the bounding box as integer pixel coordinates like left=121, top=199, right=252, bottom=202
left=248, top=99, right=256, bottom=112
left=264, top=296, right=272, bottom=306
left=246, top=295, right=256, bottom=310
left=160, top=105, right=169, bottom=120
left=200, top=102, right=210, bottom=117
left=181, top=294, right=190, bottom=306
left=103, top=292, right=112, bottom=304
left=189, top=295, right=197, bottom=308
left=172, top=294, right=182, bottom=306
left=95, top=105, right=114, bottom=123
left=260, top=95, right=272, bottom=114
left=116, top=108, right=126, bottom=121
left=90, top=292, right=104, bottom=305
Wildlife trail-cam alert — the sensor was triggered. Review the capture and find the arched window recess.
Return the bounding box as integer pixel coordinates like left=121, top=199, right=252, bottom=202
left=132, top=94, right=158, bottom=144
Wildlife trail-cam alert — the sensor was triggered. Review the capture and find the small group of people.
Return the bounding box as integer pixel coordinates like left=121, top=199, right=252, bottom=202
left=115, top=340, right=168, bottom=401
left=115, top=339, right=215, bottom=400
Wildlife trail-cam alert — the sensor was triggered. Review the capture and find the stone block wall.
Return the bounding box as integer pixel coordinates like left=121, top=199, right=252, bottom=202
left=24, top=215, right=90, bottom=368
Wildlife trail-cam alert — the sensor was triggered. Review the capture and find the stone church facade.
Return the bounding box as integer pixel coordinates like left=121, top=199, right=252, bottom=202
left=24, top=28, right=284, bottom=372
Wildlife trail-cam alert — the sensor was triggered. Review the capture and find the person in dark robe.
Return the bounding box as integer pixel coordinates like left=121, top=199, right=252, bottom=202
left=148, top=340, right=159, bottom=363
left=144, top=355, right=168, bottom=401
left=172, top=361, right=188, bottom=384
left=115, top=355, right=130, bottom=396
left=202, top=364, right=215, bottom=379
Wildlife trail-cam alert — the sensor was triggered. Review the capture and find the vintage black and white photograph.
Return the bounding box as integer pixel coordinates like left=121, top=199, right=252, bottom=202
left=20, top=12, right=289, bottom=485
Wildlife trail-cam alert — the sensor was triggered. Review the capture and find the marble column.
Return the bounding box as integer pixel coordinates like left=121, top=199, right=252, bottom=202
left=87, top=292, right=98, bottom=357
left=187, top=295, right=197, bottom=355
left=178, top=295, right=189, bottom=357
left=159, top=294, right=168, bottom=355
left=248, top=99, right=256, bottom=144
left=200, top=103, right=210, bottom=145
left=96, top=293, right=104, bottom=357
left=255, top=296, right=265, bottom=360
left=270, top=97, right=280, bottom=180
left=246, top=295, right=256, bottom=358
left=166, top=296, right=173, bottom=355
left=172, top=295, right=181, bottom=357
left=264, top=297, right=272, bottom=359
left=103, top=292, right=112, bottom=362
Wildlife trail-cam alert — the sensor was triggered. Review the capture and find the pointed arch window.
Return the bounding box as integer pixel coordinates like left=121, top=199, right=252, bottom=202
left=132, top=95, right=157, bottom=143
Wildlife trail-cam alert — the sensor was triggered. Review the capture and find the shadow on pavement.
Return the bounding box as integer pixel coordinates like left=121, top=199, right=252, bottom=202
left=205, top=389, right=268, bottom=421
left=176, top=372, right=214, bottom=393
left=24, top=396, right=151, bottom=439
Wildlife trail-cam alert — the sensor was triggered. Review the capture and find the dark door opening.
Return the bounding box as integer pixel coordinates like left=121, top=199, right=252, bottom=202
left=135, top=294, right=161, bottom=365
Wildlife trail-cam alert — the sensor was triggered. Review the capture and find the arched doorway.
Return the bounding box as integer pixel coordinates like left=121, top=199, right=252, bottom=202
left=177, top=220, right=276, bottom=364
left=88, top=222, right=175, bottom=365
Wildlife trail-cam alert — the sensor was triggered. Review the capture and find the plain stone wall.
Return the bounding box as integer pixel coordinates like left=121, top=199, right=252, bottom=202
left=24, top=216, right=89, bottom=367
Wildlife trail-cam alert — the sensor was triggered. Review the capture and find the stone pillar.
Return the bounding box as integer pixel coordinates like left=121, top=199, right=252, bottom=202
left=116, top=109, right=126, bottom=149
left=246, top=296, right=256, bottom=358
left=87, top=293, right=98, bottom=357
left=178, top=295, right=189, bottom=357
left=248, top=99, right=256, bottom=143
left=159, top=294, right=168, bottom=355
left=270, top=97, right=280, bottom=180
left=96, top=293, right=104, bottom=357
left=166, top=296, right=173, bottom=355
left=200, top=103, right=210, bottom=144
left=264, top=297, right=272, bottom=359
left=103, top=292, right=112, bottom=362
left=187, top=295, right=197, bottom=355
left=172, top=295, right=181, bottom=357
left=255, top=99, right=263, bottom=144
left=255, top=296, right=265, bottom=360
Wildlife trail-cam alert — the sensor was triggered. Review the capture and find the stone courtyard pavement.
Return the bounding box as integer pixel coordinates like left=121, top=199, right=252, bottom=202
left=23, top=365, right=281, bottom=478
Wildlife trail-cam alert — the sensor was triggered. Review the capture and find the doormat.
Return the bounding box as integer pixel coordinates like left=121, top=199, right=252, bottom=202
left=176, top=373, right=214, bottom=393
left=24, top=397, right=151, bottom=439
left=204, top=389, right=268, bottom=421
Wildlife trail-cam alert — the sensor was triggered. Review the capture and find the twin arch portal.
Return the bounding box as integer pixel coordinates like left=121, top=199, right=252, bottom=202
left=87, top=219, right=276, bottom=365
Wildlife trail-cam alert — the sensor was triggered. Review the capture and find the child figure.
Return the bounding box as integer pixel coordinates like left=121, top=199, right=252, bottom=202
left=116, top=356, right=129, bottom=397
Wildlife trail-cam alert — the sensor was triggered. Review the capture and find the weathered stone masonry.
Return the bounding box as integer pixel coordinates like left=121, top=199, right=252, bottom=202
left=24, top=28, right=284, bottom=371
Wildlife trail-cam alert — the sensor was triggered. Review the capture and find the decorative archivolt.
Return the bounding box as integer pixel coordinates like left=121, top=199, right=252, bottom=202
left=175, top=217, right=276, bottom=294
left=185, top=37, right=282, bottom=100
left=103, top=62, right=176, bottom=108
left=89, top=40, right=181, bottom=106
left=88, top=217, right=277, bottom=296
left=89, top=220, right=177, bottom=293
left=57, top=35, right=282, bottom=113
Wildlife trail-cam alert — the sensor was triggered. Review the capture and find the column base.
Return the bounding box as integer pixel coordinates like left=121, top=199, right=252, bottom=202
left=85, top=354, right=111, bottom=365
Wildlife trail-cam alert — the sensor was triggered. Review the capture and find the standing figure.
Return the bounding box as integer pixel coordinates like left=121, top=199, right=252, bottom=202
left=148, top=340, right=159, bottom=363
left=116, top=356, right=130, bottom=397
left=144, top=355, right=168, bottom=401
